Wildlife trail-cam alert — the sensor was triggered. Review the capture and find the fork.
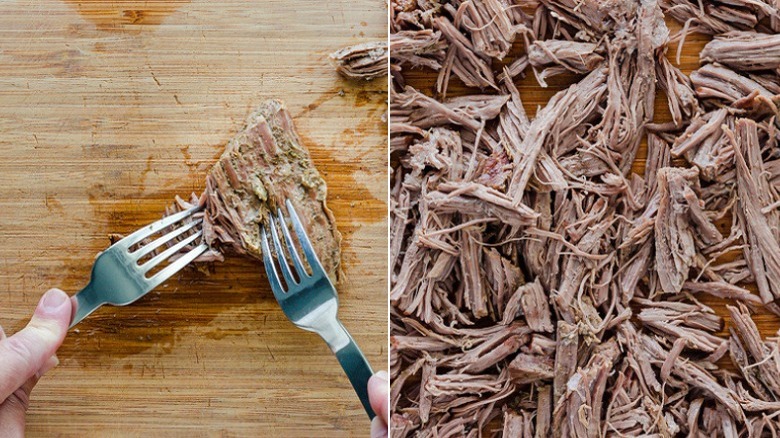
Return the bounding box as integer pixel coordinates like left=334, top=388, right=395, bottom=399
left=261, top=200, right=375, bottom=419
left=69, top=205, right=209, bottom=329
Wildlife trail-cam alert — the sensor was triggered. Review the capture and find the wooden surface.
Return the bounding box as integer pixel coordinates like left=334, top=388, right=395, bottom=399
left=401, top=19, right=780, bottom=360
left=0, top=1, right=387, bottom=436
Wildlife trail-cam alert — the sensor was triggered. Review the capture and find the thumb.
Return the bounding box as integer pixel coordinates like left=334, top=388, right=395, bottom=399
left=368, top=371, right=389, bottom=438
left=0, top=289, right=71, bottom=402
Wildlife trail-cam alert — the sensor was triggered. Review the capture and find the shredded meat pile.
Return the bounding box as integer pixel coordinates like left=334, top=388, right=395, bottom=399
left=390, top=0, right=780, bottom=435
left=167, top=99, right=342, bottom=281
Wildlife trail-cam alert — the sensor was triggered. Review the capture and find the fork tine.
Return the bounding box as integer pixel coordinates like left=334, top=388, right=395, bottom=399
left=276, top=208, right=308, bottom=279
left=131, top=219, right=203, bottom=261
left=140, top=230, right=203, bottom=272
left=285, top=199, right=326, bottom=277
left=146, top=242, right=209, bottom=290
left=269, top=214, right=297, bottom=287
left=260, top=226, right=286, bottom=299
left=120, top=205, right=202, bottom=249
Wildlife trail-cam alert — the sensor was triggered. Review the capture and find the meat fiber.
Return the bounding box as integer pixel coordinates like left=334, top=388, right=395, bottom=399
left=390, top=0, right=780, bottom=434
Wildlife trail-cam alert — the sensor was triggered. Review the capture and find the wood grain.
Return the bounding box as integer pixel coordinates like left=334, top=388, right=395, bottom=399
left=0, top=1, right=387, bottom=436
left=400, top=19, right=780, bottom=363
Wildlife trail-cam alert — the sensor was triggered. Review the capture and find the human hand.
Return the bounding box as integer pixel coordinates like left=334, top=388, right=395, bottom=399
left=368, top=370, right=389, bottom=438
left=0, top=289, right=72, bottom=437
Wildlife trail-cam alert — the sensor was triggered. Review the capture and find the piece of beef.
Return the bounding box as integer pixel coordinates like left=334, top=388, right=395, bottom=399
left=453, top=0, right=522, bottom=60
left=507, top=67, right=608, bottom=203
left=656, top=55, right=700, bottom=126
left=330, top=41, right=389, bottom=81
left=655, top=167, right=722, bottom=293
left=733, top=118, right=780, bottom=309
left=728, top=304, right=780, bottom=399
left=390, top=30, right=446, bottom=71
left=434, top=16, right=496, bottom=93
left=172, top=100, right=342, bottom=281
left=701, top=31, right=780, bottom=72
left=690, top=63, right=778, bottom=114
left=660, top=0, right=760, bottom=34
left=528, top=40, right=604, bottom=86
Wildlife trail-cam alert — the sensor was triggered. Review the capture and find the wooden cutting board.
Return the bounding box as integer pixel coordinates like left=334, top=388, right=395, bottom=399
left=0, top=1, right=387, bottom=436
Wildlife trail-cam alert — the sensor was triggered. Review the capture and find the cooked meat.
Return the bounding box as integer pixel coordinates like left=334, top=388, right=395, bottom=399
left=733, top=118, right=780, bottom=310
left=657, top=55, right=700, bottom=126
left=390, top=30, right=446, bottom=71
left=660, top=0, right=762, bottom=34
left=690, top=63, right=778, bottom=114
left=701, top=31, right=780, bottom=72
left=330, top=41, right=388, bottom=81
left=390, top=0, right=780, bottom=434
left=170, top=100, right=341, bottom=280
left=654, top=167, right=722, bottom=293
left=528, top=40, right=604, bottom=86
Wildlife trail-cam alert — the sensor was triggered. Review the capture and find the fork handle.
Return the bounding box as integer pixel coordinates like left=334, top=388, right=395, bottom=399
left=69, top=284, right=104, bottom=329
left=331, top=324, right=375, bottom=420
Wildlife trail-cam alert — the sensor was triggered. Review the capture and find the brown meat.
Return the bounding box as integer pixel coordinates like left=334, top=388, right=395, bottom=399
left=528, top=40, right=604, bottom=86
left=389, top=0, right=780, bottom=433
left=690, top=63, right=778, bottom=114
left=390, top=30, right=446, bottom=71
left=733, top=119, right=780, bottom=308
left=330, top=41, right=388, bottom=81
left=701, top=31, right=780, bottom=72
left=191, top=100, right=341, bottom=280
left=655, top=167, right=722, bottom=293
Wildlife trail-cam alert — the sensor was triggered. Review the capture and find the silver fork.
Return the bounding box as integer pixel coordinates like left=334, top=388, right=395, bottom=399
left=69, top=205, right=208, bottom=329
left=261, top=200, right=375, bottom=419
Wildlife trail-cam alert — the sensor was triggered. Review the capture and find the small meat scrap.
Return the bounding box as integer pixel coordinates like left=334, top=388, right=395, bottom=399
left=170, top=100, right=342, bottom=281
left=330, top=41, right=388, bottom=81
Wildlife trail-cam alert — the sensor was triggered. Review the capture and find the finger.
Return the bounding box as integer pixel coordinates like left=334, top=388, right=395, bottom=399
left=0, top=289, right=71, bottom=402
left=0, top=375, right=38, bottom=438
left=0, top=324, right=6, bottom=341
left=370, top=416, right=389, bottom=438
left=368, top=371, right=389, bottom=425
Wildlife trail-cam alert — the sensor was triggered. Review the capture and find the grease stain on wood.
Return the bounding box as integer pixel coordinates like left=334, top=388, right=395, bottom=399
left=61, top=0, right=190, bottom=32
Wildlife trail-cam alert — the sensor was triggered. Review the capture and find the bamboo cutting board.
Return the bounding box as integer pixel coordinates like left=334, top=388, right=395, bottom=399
left=0, top=1, right=387, bottom=436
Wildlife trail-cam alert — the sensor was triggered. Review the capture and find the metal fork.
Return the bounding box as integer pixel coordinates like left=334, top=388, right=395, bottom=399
left=69, top=205, right=208, bottom=329
left=261, top=200, right=375, bottom=419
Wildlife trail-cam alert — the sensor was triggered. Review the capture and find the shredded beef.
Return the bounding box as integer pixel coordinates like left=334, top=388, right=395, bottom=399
left=330, top=41, right=389, bottom=81
left=390, top=0, right=780, bottom=434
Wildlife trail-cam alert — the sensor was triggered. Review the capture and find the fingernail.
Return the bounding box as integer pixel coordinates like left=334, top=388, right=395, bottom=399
left=0, top=325, right=5, bottom=340
left=370, top=416, right=388, bottom=438
left=40, top=289, right=69, bottom=314
left=374, top=370, right=388, bottom=383
left=37, top=355, right=60, bottom=378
